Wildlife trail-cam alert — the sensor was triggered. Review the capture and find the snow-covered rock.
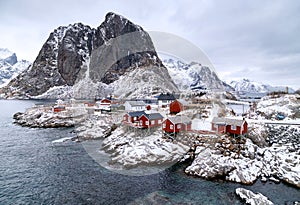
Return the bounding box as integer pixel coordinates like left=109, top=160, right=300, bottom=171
left=0, top=48, right=31, bottom=86
left=256, top=94, right=300, bottom=119
left=235, top=188, right=274, bottom=205
left=102, top=127, right=190, bottom=169
left=229, top=78, right=294, bottom=95
left=186, top=123, right=300, bottom=187
left=185, top=138, right=263, bottom=184
left=162, top=59, right=224, bottom=92
left=13, top=103, right=87, bottom=128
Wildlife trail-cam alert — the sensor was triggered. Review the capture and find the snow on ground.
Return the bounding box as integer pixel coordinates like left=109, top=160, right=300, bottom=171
left=235, top=188, right=274, bottom=205
left=185, top=123, right=300, bottom=187
left=13, top=103, right=88, bottom=128
left=102, top=127, right=190, bottom=169
left=256, top=94, right=300, bottom=119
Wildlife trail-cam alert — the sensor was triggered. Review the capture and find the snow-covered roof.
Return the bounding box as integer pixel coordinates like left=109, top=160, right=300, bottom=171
left=143, top=113, right=164, bottom=120
left=127, top=111, right=146, bottom=117
left=176, top=99, right=189, bottom=106
left=167, top=116, right=191, bottom=124
left=157, top=93, right=176, bottom=101
left=212, top=117, right=246, bottom=126
left=126, top=101, right=146, bottom=107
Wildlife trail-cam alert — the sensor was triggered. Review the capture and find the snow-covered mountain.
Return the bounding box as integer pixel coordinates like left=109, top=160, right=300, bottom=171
left=0, top=48, right=31, bottom=86
left=162, top=58, right=224, bottom=92
left=0, top=12, right=177, bottom=99
left=229, top=79, right=294, bottom=94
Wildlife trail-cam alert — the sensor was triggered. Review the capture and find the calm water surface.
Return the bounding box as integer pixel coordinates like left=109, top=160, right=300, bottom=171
left=0, top=100, right=299, bottom=204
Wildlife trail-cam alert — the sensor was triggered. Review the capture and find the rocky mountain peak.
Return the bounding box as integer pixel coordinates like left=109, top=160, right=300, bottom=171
left=0, top=12, right=176, bottom=99
left=0, top=48, right=31, bottom=86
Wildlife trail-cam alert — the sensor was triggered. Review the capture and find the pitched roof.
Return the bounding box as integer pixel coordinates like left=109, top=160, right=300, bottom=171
left=126, top=101, right=146, bottom=107
left=127, top=111, right=146, bottom=117
left=143, top=113, right=164, bottom=120
left=177, top=99, right=189, bottom=106
left=157, top=93, right=176, bottom=101
left=167, top=116, right=191, bottom=124
left=212, top=117, right=246, bottom=126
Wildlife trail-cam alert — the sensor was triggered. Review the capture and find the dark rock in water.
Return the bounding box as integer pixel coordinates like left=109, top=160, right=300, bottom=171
left=13, top=112, right=23, bottom=120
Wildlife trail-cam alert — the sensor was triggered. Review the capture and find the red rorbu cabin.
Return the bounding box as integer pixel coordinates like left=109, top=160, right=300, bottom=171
left=123, top=111, right=164, bottom=129
left=163, top=116, right=192, bottom=133
left=139, top=113, right=164, bottom=128
left=212, top=117, right=248, bottom=135
left=169, top=100, right=184, bottom=114
left=53, top=106, right=66, bottom=113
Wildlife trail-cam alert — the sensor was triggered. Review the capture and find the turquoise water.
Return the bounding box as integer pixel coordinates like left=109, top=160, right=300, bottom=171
left=0, top=100, right=299, bottom=204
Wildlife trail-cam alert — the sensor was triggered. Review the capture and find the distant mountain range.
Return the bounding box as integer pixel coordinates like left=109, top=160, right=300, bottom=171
left=0, top=12, right=177, bottom=99
left=162, top=58, right=295, bottom=97
left=229, top=79, right=294, bottom=95
left=0, top=48, right=31, bottom=86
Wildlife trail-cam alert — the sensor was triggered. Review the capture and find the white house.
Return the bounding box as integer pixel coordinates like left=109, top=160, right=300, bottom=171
left=124, top=101, right=146, bottom=111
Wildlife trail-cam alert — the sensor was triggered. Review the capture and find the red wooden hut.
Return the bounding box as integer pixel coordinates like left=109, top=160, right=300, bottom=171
left=123, top=111, right=164, bottom=129
left=212, top=117, right=248, bottom=135
left=53, top=106, right=66, bottom=113
left=163, top=116, right=192, bottom=133
left=169, top=100, right=183, bottom=114
left=139, top=113, right=164, bottom=128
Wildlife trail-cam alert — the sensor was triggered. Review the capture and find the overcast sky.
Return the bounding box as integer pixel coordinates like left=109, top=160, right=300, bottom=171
left=0, top=0, right=299, bottom=89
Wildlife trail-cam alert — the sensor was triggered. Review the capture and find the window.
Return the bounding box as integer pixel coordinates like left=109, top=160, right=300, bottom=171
left=123, top=116, right=126, bottom=121
left=145, top=121, right=149, bottom=125
left=213, top=123, right=218, bottom=129
left=134, top=117, right=137, bottom=121
left=177, top=124, right=181, bottom=129
left=151, top=120, right=155, bottom=125
left=231, top=125, right=237, bottom=130
left=158, top=120, right=162, bottom=124
left=170, top=124, right=174, bottom=129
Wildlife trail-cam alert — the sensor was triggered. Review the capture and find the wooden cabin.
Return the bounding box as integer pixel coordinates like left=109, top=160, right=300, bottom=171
left=157, top=93, right=176, bottom=108
left=124, top=101, right=146, bottom=111
left=96, top=98, right=112, bottom=112
left=169, top=99, right=188, bottom=114
left=163, top=116, right=192, bottom=133
left=139, top=113, right=164, bottom=128
left=212, top=117, right=248, bottom=135
left=53, top=106, right=66, bottom=113
left=123, top=111, right=163, bottom=129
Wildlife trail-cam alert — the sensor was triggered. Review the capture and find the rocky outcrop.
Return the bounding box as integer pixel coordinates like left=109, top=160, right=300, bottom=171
left=13, top=104, right=87, bottom=128
left=0, top=12, right=177, bottom=99
left=185, top=125, right=300, bottom=187
left=235, top=188, right=274, bottom=205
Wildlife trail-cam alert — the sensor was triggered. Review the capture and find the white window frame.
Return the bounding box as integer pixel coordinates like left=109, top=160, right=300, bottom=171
left=145, top=121, right=149, bottom=125
left=231, top=125, right=237, bottom=130
left=158, top=120, right=162, bottom=124
left=163, top=123, right=166, bottom=128
left=177, top=124, right=181, bottom=129
left=151, top=120, right=155, bottom=125
left=170, top=124, right=174, bottom=129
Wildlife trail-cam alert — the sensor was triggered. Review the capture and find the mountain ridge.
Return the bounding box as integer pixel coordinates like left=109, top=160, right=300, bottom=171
left=0, top=12, right=177, bottom=99
left=0, top=48, right=31, bottom=86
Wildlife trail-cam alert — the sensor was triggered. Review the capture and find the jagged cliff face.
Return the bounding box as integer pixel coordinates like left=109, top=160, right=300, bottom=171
left=0, top=12, right=176, bottom=99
